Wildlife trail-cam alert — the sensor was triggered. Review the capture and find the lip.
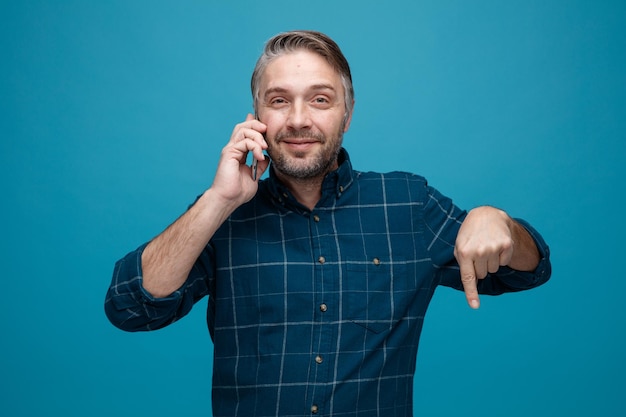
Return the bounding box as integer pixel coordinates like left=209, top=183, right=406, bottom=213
left=281, top=139, right=319, bottom=151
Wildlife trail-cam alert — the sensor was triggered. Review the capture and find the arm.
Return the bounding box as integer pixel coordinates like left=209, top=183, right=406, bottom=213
left=454, top=206, right=542, bottom=309
left=140, top=189, right=239, bottom=297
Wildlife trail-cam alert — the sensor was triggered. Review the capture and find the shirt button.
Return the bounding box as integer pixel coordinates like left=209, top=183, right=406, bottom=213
left=373, top=257, right=381, bottom=266
left=311, top=404, right=319, bottom=414
left=313, top=215, right=320, bottom=222
left=319, top=303, right=327, bottom=312
left=315, top=355, right=323, bottom=364
left=318, top=256, right=325, bottom=264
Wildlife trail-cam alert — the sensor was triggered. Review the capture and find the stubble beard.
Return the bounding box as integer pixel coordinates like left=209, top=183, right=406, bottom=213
left=268, top=128, right=344, bottom=180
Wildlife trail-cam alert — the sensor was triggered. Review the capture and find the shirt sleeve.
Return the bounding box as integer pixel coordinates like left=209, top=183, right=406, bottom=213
left=421, top=181, right=551, bottom=294
left=104, top=243, right=212, bottom=332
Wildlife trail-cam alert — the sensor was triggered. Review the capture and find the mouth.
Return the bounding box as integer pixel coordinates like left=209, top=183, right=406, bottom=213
left=282, top=140, right=319, bottom=154
left=282, top=137, right=319, bottom=145
left=275, top=131, right=324, bottom=153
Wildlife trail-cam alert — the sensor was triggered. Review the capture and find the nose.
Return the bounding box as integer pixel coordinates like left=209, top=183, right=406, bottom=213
left=287, top=100, right=312, bottom=130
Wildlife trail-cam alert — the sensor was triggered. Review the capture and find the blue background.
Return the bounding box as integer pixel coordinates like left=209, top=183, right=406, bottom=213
left=2, top=1, right=624, bottom=416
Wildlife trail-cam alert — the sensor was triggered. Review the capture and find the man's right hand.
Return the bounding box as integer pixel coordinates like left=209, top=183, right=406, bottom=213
left=210, top=113, right=269, bottom=208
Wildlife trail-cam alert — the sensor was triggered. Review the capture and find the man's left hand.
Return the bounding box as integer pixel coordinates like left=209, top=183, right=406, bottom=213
left=454, top=206, right=516, bottom=309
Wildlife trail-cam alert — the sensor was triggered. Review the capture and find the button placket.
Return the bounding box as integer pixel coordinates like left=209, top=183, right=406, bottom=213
left=308, top=209, right=334, bottom=416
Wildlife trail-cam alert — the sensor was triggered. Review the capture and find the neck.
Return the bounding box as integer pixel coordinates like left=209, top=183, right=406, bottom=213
left=274, top=160, right=339, bottom=210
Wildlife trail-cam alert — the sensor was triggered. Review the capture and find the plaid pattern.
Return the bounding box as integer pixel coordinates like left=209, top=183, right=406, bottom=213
left=106, top=149, right=551, bottom=416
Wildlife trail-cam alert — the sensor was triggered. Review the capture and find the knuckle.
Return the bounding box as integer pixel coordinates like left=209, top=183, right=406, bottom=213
left=455, top=245, right=472, bottom=259
left=461, top=273, right=475, bottom=283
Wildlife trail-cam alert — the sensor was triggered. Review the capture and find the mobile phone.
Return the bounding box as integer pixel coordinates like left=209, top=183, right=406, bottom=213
left=252, top=112, right=261, bottom=180
left=252, top=157, right=258, bottom=180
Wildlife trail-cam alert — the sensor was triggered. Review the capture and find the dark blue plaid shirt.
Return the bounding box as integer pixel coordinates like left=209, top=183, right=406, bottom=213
left=105, top=149, right=551, bottom=416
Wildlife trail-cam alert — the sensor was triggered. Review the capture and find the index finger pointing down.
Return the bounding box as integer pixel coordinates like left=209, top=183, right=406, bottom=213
left=458, top=258, right=481, bottom=309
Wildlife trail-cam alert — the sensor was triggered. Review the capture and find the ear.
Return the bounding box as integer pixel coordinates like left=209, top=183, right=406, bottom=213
left=343, top=100, right=355, bottom=132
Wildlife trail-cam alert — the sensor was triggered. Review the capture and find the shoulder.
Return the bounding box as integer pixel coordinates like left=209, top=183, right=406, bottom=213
left=354, top=170, right=429, bottom=189
left=350, top=170, right=431, bottom=203
left=354, top=169, right=425, bottom=180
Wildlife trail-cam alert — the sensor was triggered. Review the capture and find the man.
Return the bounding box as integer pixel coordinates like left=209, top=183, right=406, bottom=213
left=105, top=30, right=551, bottom=416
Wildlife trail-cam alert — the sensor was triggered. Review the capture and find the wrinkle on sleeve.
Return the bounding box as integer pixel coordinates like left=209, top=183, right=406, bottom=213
left=104, top=243, right=212, bottom=332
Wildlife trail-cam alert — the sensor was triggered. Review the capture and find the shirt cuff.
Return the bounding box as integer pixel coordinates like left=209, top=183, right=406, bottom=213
left=511, top=217, right=552, bottom=284
left=109, top=244, right=183, bottom=311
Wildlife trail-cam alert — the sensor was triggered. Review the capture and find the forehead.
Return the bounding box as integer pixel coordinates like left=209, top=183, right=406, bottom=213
left=260, top=50, right=343, bottom=93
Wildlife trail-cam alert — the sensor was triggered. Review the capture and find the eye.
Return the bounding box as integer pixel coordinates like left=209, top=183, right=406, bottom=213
left=268, top=97, right=288, bottom=108
left=312, top=96, right=332, bottom=108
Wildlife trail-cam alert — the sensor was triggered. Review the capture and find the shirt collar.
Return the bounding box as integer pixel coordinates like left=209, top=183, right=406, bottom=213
left=263, top=148, right=355, bottom=210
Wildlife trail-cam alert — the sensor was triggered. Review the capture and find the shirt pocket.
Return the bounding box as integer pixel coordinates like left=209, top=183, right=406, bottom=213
left=344, top=257, right=408, bottom=334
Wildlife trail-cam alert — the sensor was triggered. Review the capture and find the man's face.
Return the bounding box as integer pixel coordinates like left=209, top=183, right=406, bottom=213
left=256, top=50, right=352, bottom=180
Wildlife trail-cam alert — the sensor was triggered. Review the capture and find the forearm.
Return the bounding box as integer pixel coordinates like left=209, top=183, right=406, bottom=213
left=141, top=188, right=238, bottom=298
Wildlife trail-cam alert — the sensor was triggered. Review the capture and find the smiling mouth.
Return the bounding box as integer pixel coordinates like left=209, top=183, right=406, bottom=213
left=282, top=140, right=319, bottom=153
left=283, top=138, right=319, bottom=144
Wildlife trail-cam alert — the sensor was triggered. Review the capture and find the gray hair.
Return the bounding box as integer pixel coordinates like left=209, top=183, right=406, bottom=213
left=251, top=30, right=354, bottom=119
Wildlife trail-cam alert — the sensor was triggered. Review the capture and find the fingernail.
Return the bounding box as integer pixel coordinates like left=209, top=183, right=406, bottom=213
left=470, top=300, right=480, bottom=309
